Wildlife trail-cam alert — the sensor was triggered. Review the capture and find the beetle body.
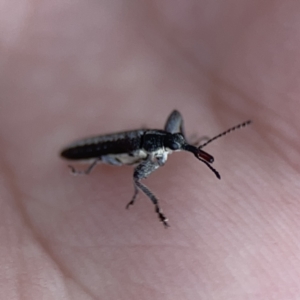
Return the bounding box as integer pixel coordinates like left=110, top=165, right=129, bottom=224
left=60, top=110, right=251, bottom=227
left=61, top=130, right=147, bottom=164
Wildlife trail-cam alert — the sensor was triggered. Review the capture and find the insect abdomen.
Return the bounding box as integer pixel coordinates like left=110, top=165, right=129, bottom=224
left=61, top=130, right=145, bottom=160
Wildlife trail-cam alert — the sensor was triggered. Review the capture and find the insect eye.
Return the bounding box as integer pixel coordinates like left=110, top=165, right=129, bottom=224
left=165, top=133, right=184, bottom=150
left=168, top=141, right=180, bottom=150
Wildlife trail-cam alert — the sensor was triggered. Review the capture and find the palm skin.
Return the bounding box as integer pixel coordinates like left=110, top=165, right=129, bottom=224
left=1, top=1, right=300, bottom=299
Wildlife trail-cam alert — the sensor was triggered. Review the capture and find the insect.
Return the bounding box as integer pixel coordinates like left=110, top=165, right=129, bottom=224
left=60, top=110, right=251, bottom=227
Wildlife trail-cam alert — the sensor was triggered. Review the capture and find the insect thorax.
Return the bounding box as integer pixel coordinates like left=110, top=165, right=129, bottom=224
left=142, top=131, right=166, bottom=152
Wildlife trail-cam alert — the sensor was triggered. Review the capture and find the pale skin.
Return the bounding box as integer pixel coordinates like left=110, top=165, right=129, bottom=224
left=1, top=1, right=300, bottom=299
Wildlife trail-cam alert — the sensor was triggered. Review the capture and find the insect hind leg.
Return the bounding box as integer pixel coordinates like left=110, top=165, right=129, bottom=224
left=68, top=158, right=100, bottom=175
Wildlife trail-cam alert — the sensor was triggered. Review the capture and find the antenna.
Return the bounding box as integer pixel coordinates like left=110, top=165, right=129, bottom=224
left=186, top=119, right=252, bottom=179
left=199, top=120, right=252, bottom=149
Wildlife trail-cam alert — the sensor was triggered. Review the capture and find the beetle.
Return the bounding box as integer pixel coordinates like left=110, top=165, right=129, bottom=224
left=60, top=110, right=251, bottom=227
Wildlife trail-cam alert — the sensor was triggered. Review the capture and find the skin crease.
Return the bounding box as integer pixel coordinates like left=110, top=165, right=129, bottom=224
left=1, top=0, right=300, bottom=299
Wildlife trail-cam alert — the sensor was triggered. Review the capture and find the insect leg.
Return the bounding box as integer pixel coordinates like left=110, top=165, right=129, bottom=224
left=135, top=179, right=169, bottom=227
left=129, top=158, right=169, bottom=227
left=164, top=110, right=186, bottom=138
left=101, top=155, right=123, bottom=166
left=126, top=184, right=139, bottom=209
left=126, top=158, right=159, bottom=209
left=165, top=109, right=205, bottom=146
left=126, top=154, right=167, bottom=209
left=68, top=158, right=100, bottom=175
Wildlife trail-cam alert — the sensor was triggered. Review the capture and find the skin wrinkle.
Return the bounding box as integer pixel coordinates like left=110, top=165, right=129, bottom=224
left=202, top=167, right=300, bottom=290
left=231, top=179, right=300, bottom=258
left=125, top=4, right=213, bottom=102
left=0, top=148, right=99, bottom=299
left=209, top=83, right=300, bottom=175
left=0, top=155, right=72, bottom=299
left=0, top=154, right=29, bottom=300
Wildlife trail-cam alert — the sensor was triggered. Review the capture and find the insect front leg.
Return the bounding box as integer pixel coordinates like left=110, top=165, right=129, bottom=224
left=164, top=110, right=186, bottom=138
left=165, top=110, right=209, bottom=146
left=188, top=135, right=211, bottom=147
left=127, top=158, right=169, bottom=227
left=126, top=158, right=159, bottom=209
